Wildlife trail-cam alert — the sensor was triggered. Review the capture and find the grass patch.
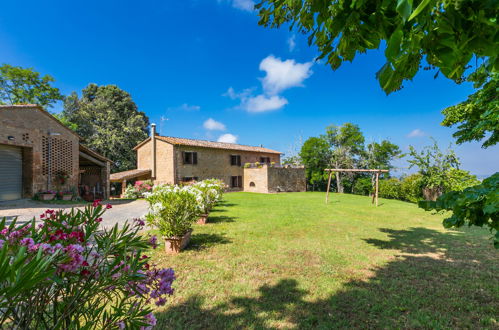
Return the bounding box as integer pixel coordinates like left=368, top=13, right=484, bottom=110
left=150, top=192, right=498, bottom=329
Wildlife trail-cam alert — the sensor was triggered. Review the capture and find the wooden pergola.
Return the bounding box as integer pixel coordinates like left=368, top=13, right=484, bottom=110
left=325, top=169, right=389, bottom=206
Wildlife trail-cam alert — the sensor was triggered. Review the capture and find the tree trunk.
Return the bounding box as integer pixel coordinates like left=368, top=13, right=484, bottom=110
left=335, top=171, right=343, bottom=193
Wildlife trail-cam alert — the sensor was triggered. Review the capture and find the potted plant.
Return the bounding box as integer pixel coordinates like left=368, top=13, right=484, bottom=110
left=39, top=190, right=56, bottom=201
left=61, top=190, right=73, bottom=201
left=192, top=179, right=224, bottom=225
left=144, top=185, right=201, bottom=253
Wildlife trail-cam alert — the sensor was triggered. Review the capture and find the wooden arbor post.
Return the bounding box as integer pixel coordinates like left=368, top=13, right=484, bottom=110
left=324, top=169, right=388, bottom=206
left=325, top=171, right=333, bottom=203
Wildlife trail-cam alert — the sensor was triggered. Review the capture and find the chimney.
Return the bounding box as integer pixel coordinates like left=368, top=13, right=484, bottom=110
left=151, top=123, right=156, bottom=179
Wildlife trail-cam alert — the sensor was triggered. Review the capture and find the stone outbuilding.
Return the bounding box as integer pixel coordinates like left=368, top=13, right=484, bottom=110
left=111, top=124, right=306, bottom=194
left=243, top=165, right=306, bottom=193
left=0, top=105, right=111, bottom=201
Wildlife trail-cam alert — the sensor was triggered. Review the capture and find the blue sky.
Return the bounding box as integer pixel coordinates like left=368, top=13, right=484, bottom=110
left=1, top=0, right=496, bottom=176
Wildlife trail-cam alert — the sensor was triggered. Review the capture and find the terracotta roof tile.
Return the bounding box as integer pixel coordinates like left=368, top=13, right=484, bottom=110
left=110, top=169, right=151, bottom=181
left=134, top=136, right=281, bottom=154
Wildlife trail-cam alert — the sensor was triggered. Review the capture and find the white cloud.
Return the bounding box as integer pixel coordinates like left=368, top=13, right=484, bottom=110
left=232, top=0, right=254, bottom=11
left=259, top=55, right=313, bottom=95
left=287, top=34, right=296, bottom=52
left=242, top=94, right=288, bottom=113
left=203, top=118, right=226, bottom=131
left=224, top=55, right=313, bottom=113
left=218, top=0, right=254, bottom=11
left=179, top=103, right=200, bottom=111
left=407, top=129, right=427, bottom=138
left=218, top=133, right=238, bottom=143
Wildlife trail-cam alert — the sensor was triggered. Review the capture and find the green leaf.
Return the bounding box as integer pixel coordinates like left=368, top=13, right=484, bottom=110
left=386, top=29, right=403, bottom=61
left=408, top=0, right=432, bottom=21
left=396, top=0, right=413, bottom=21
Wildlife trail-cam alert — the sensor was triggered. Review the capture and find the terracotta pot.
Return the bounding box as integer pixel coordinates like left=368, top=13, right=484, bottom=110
left=62, top=195, right=73, bottom=201
left=197, top=213, right=209, bottom=225
left=40, top=193, right=55, bottom=201
left=164, top=229, right=192, bottom=254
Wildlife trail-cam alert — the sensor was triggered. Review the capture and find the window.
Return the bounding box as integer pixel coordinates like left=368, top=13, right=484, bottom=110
left=183, top=152, right=198, bottom=165
left=182, top=177, right=198, bottom=182
left=230, top=155, right=241, bottom=166
left=260, top=157, right=271, bottom=164
left=231, top=176, right=242, bottom=188
left=249, top=182, right=255, bottom=187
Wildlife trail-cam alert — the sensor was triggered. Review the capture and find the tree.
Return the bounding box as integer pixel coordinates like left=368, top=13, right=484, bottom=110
left=364, top=140, right=402, bottom=170
left=362, top=140, right=402, bottom=198
left=61, top=84, right=149, bottom=172
left=441, top=78, right=498, bottom=148
left=0, top=64, right=63, bottom=108
left=299, top=136, right=331, bottom=189
left=256, top=0, right=498, bottom=93
left=324, top=123, right=365, bottom=193
left=407, top=140, right=460, bottom=199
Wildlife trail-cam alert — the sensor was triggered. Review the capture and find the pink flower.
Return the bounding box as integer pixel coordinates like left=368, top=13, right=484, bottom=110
left=96, top=218, right=103, bottom=223
left=106, top=203, right=112, bottom=209
left=92, top=199, right=102, bottom=207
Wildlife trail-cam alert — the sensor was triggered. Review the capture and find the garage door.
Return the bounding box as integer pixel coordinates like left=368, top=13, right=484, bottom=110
left=0, top=145, right=22, bottom=201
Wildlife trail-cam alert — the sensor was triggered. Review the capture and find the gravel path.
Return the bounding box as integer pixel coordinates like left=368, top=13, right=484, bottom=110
left=0, top=199, right=149, bottom=229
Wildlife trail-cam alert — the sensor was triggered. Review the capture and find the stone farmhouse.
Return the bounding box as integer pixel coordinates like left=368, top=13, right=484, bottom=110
left=111, top=124, right=306, bottom=194
left=0, top=105, right=111, bottom=201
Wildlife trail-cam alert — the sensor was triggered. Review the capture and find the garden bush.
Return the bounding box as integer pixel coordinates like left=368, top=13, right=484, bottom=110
left=400, top=174, right=424, bottom=203
left=144, top=185, right=201, bottom=238
left=191, top=179, right=225, bottom=214
left=352, top=177, right=372, bottom=196
left=0, top=201, right=174, bottom=329
left=379, top=178, right=402, bottom=200
left=123, top=180, right=154, bottom=199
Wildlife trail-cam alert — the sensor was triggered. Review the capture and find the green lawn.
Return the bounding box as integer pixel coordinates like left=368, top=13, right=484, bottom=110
left=150, top=192, right=498, bottom=329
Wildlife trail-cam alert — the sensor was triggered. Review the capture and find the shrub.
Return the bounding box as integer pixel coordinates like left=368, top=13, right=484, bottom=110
left=123, top=180, right=154, bottom=199
left=0, top=202, right=174, bottom=328
left=400, top=174, right=424, bottom=203
left=191, top=179, right=225, bottom=214
left=144, top=185, right=201, bottom=238
left=352, top=177, right=372, bottom=196
left=444, top=168, right=480, bottom=192
left=379, top=178, right=401, bottom=200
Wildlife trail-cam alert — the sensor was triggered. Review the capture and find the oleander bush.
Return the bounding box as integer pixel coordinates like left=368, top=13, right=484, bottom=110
left=0, top=201, right=174, bottom=329
left=144, top=185, right=201, bottom=238
left=123, top=180, right=154, bottom=199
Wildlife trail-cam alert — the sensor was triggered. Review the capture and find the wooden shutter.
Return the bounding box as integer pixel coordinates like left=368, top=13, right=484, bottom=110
left=182, top=151, right=186, bottom=164
left=193, top=152, right=198, bottom=165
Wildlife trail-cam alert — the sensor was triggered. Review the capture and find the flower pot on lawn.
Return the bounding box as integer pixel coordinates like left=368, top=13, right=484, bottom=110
left=62, top=194, right=73, bottom=201
left=197, top=213, right=208, bottom=225
left=40, top=193, right=56, bottom=201
left=164, top=229, right=193, bottom=254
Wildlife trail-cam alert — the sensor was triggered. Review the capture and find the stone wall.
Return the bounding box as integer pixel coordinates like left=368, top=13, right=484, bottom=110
left=243, top=166, right=268, bottom=193
left=243, top=166, right=307, bottom=193
left=137, top=139, right=175, bottom=185
left=267, top=167, right=307, bottom=193
left=0, top=106, right=80, bottom=196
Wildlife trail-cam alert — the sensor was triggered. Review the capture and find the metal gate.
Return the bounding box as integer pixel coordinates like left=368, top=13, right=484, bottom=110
left=0, top=145, right=22, bottom=201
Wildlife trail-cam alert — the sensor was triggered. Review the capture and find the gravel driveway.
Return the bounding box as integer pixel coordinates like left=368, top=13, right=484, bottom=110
left=0, top=199, right=149, bottom=229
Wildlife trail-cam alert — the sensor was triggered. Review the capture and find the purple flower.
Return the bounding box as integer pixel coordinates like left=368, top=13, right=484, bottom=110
left=0, top=239, right=4, bottom=249
left=148, top=235, right=158, bottom=249
left=0, top=228, right=8, bottom=236
left=155, top=297, right=167, bottom=306
left=134, top=218, right=145, bottom=227
left=116, top=321, right=126, bottom=329
left=20, top=237, right=35, bottom=248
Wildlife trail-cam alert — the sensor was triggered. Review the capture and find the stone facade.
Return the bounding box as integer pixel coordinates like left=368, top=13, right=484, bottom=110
left=0, top=105, right=79, bottom=197
left=135, top=138, right=280, bottom=191
left=243, top=166, right=306, bottom=193
left=137, top=139, right=175, bottom=185
left=0, top=105, right=110, bottom=199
